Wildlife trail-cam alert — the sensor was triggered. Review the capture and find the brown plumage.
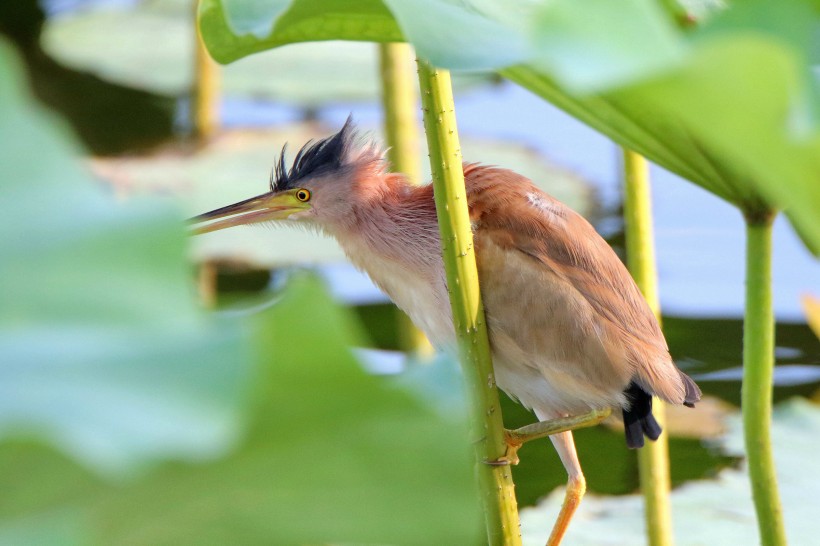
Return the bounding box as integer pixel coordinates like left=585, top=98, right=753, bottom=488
left=191, top=120, right=701, bottom=544
left=467, top=165, right=699, bottom=409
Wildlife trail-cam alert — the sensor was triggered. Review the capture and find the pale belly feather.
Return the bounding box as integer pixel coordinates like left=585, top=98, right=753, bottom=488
left=337, top=238, right=454, bottom=349
left=337, top=234, right=628, bottom=417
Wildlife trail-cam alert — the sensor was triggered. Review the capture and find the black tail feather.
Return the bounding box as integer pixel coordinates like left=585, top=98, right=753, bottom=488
left=622, top=382, right=662, bottom=449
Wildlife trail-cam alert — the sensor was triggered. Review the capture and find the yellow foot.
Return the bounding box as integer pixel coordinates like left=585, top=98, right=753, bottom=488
left=507, top=408, right=611, bottom=447
left=485, top=409, right=612, bottom=466
left=484, top=431, right=523, bottom=466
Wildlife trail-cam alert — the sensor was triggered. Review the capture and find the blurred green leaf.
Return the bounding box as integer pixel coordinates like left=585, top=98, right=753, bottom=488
left=531, top=0, right=686, bottom=92
left=0, top=510, right=86, bottom=546
left=0, top=41, right=249, bottom=476
left=527, top=0, right=820, bottom=251
left=202, top=0, right=529, bottom=68
left=220, top=0, right=291, bottom=37
left=0, top=279, right=481, bottom=545
left=507, top=2, right=820, bottom=252
left=0, top=39, right=479, bottom=543
left=81, top=276, right=479, bottom=546
left=380, top=0, right=528, bottom=70
left=628, top=35, right=820, bottom=225
left=199, top=0, right=403, bottom=64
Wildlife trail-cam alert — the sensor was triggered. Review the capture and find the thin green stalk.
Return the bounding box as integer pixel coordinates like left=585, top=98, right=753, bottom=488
left=193, top=1, right=219, bottom=139
left=803, top=295, right=820, bottom=339
left=742, top=210, right=787, bottom=546
left=622, top=150, right=673, bottom=546
left=416, top=59, right=521, bottom=546
left=379, top=43, right=421, bottom=184
left=197, top=260, right=218, bottom=308
left=379, top=42, right=431, bottom=355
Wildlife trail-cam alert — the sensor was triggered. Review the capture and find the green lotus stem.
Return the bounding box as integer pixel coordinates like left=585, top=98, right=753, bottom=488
left=622, top=149, right=674, bottom=546
left=803, top=295, right=820, bottom=339
left=417, top=59, right=521, bottom=546
left=379, top=43, right=432, bottom=355
left=380, top=43, right=421, bottom=184
left=742, top=210, right=787, bottom=546
left=197, top=260, right=218, bottom=308
left=193, top=2, right=219, bottom=139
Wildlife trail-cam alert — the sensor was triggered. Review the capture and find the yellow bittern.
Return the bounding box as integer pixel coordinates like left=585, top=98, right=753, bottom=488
left=191, top=119, right=701, bottom=545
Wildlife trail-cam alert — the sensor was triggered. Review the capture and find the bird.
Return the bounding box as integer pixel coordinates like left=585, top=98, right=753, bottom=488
left=190, top=119, right=701, bottom=545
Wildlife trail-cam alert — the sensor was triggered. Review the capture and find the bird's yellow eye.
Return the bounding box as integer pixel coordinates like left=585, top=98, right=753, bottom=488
left=295, top=189, right=311, bottom=202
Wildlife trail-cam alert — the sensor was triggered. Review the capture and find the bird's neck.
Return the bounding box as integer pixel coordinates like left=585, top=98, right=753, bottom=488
left=326, top=177, right=454, bottom=346
left=328, top=176, right=440, bottom=273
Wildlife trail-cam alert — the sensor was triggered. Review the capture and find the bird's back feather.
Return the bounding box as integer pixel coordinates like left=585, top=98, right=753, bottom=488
left=463, top=164, right=701, bottom=409
left=330, top=159, right=701, bottom=436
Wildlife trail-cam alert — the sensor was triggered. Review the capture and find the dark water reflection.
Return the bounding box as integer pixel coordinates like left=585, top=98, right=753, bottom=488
left=352, top=302, right=817, bottom=504
left=352, top=297, right=820, bottom=404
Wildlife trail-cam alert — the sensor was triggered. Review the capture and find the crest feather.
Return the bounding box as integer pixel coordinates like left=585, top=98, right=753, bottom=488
left=270, top=116, right=359, bottom=191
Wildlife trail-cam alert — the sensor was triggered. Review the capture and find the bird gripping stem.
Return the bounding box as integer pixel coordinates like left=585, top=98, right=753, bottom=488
left=416, top=59, right=522, bottom=546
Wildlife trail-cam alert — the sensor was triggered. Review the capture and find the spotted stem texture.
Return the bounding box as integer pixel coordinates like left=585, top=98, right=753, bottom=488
left=193, top=1, right=219, bottom=139
left=417, top=59, right=522, bottom=546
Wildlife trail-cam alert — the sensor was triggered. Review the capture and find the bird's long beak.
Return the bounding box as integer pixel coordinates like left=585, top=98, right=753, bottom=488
left=188, top=191, right=309, bottom=235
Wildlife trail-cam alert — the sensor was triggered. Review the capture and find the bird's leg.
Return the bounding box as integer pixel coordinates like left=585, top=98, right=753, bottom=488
left=488, top=408, right=611, bottom=465
left=546, top=430, right=585, bottom=546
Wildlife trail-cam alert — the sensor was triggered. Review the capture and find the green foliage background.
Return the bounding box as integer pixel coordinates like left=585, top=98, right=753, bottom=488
left=0, top=42, right=480, bottom=545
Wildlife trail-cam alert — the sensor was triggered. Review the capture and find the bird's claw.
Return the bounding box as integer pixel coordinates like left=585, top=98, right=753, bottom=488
left=483, top=431, right=522, bottom=466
